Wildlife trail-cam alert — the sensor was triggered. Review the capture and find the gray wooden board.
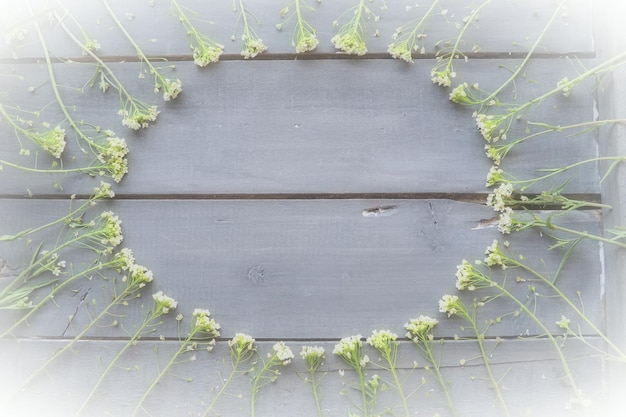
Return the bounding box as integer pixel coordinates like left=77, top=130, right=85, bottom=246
left=0, top=338, right=606, bottom=417
left=0, top=59, right=600, bottom=196
left=0, top=0, right=594, bottom=60
left=0, top=199, right=603, bottom=340
left=593, top=1, right=626, bottom=414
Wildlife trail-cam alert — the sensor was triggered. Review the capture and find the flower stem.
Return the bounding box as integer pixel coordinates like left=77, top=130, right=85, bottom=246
left=101, top=0, right=165, bottom=84
left=132, top=333, right=196, bottom=416
left=6, top=285, right=135, bottom=401
left=308, top=369, right=323, bottom=417
left=509, top=258, right=626, bottom=360
left=480, top=0, right=566, bottom=107
left=74, top=309, right=163, bottom=416
left=462, top=308, right=511, bottom=417
left=491, top=282, right=584, bottom=401
left=1, top=258, right=115, bottom=337
left=418, top=341, right=458, bottom=417
left=201, top=350, right=251, bottom=417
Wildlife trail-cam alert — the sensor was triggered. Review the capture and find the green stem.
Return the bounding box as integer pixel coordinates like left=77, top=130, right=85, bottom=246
left=308, top=369, right=323, bottom=417
left=30, top=4, right=91, bottom=147
left=383, top=351, right=410, bottom=417
left=132, top=332, right=197, bottom=416
left=101, top=0, right=162, bottom=80
left=355, top=365, right=370, bottom=417
left=6, top=286, right=135, bottom=400
left=508, top=51, right=626, bottom=116
left=465, top=312, right=510, bottom=417
left=480, top=0, right=566, bottom=106
left=538, top=218, right=626, bottom=249
left=74, top=309, right=163, bottom=416
left=201, top=351, right=250, bottom=417
left=0, top=158, right=108, bottom=177
left=419, top=341, right=458, bottom=417
left=492, top=282, right=584, bottom=401
left=0, top=252, right=124, bottom=337
left=0, top=228, right=103, bottom=300
left=54, top=11, right=136, bottom=106
left=512, top=260, right=626, bottom=360
left=509, top=156, right=626, bottom=189
left=444, top=0, right=493, bottom=69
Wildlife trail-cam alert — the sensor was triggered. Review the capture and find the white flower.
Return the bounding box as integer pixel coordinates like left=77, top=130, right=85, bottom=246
left=241, top=37, right=267, bottom=59
left=272, top=341, right=294, bottom=365
left=498, top=207, right=514, bottom=234
left=438, top=294, right=459, bottom=317
left=229, top=333, right=255, bottom=352
left=300, top=345, right=325, bottom=362
left=152, top=291, right=178, bottom=314
left=366, top=329, right=397, bottom=351
left=162, top=78, right=183, bottom=101
left=487, top=182, right=514, bottom=212
left=404, top=315, right=438, bottom=341
left=556, top=315, right=570, bottom=329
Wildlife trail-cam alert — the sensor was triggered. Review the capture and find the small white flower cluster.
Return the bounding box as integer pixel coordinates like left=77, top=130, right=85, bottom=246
left=431, top=67, right=455, bottom=87
left=497, top=207, right=515, bottom=234
left=455, top=260, right=477, bottom=291
left=271, top=341, right=294, bottom=365
left=486, top=182, right=514, bottom=212
left=99, top=211, right=124, bottom=249
left=127, top=263, right=154, bottom=289
left=229, top=333, right=256, bottom=353
left=438, top=294, right=459, bottom=317
left=333, top=334, right=362, bottom=359
left=300, top=345, right=325, bottom=364
left=192, top=308, right=221, bottom=339
left=93, top=181, right=116, bottom=200
left=114, top=247, right=136, bottom=272
left=404, top=315, right=438, bottom=342
left=485, top=165, right=505, bottom=187
left=193, top=45, right=224, bottom=67
left=388, top=43, right=413, bottom=63
left=557, top=77, right=573, bottom=97
left=483, top=240, right=507, bottom=268
left=119, top=103, right=159, bottom=130
left=474, top=112, right=507, bottom=142
left=160, top=78, right=183, bottom=101
left=241, top=36, right=267, bottom=59
left=331, top=32, right=367, bottom=56
left=152, top=290, right=178, bottom=314
left=34, top=126, right=66, bottom=159
left=555, top=315, right=570, bottom=330
left=295, top=33, right=319, bottom=53
left=366, top=329, right=397, bottom=352
left=97, top=137, right=129, bottom=183
left=82, top=39, right=101, bottom=55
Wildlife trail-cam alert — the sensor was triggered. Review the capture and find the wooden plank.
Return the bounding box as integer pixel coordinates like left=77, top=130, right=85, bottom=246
left=593, top=1, right=626, bottom=415
left=0, top=199, right=603, bottom=340
left=0, top=0, right=594, bottom=60
left=0, top=59, right=600, bottom=196
left=0, top=338, right=606, bottom=417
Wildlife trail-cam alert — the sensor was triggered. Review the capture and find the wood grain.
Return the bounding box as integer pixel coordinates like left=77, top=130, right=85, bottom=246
left=0, top=338, right=605, bottom=417
left=0, top=59, right=599, bottom=196
left=0, top=199, right=603, bottom=339
left=0, top=0, right=593, bottom=60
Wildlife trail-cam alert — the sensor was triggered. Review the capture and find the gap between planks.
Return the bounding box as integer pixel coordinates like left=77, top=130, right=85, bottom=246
left=0, top=192, right=603, bottom=207
left=0, top=51, right=596, bottom=66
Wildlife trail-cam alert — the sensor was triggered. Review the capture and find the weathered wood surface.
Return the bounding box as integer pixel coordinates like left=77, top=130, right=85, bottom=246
left=0, top=0, right=622, bottom=416
left=0, top=199, right=603, bottom=339
left=593, top=0, right=626, bottom=413
left=0, top=338, right=606, bottom=417
left=0, top=59, right=599, bottom=196
left=0, top=0, right=594, bottom=60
